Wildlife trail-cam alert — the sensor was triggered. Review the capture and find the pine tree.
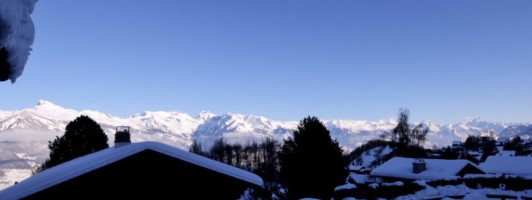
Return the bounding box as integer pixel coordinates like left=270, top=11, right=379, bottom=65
left=37, top=115, right=108, bottom=172
left=189, top=140, right=207, bottom=156
left=278, top=116, right=346, bottom=199
left=210, top=138, right=227, bottom=163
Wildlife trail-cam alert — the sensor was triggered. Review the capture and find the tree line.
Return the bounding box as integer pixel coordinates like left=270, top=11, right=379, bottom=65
left=189, top=137, right=281, bottom=191
left=37, top=115, right=347, bottom=199
left=37, top=109, right=437, bottom=199
left=189, top=116, right=347, bottom=199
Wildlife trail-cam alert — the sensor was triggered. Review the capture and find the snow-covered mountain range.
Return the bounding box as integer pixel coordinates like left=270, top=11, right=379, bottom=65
left=0, top=100, right=531, bottom=189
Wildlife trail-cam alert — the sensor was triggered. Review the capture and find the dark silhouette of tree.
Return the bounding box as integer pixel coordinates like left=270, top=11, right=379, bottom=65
left=251, top=142, right=260, bottom=167
left=258, top=138, right=280, bottom=189
left=224, top=143, right=235, bottom=166
left=210, top=138, right=227, bottom=163
left=381, top=109, right=429, bottom=156
left=189, top=139, right=208, bottom=156
left=511, top=136, right=522, bottom=146
left=481, top=139, right=497, bottom=162
left=503, top=136, right=522, bottom=151
left=233, top=143, right=243, bottom=167
left=412, top=123, right=429, bottom=146
left=463, top=135, right=480, bottom=151
left=441, top=146, right=459, bottom=159
left=278, top=116, right=346, bottom=199
left=189, top=137, right=282, bottom=199
left=37, top=115, right=108, bottom=172
left=393, top=109, right=411, bottom=148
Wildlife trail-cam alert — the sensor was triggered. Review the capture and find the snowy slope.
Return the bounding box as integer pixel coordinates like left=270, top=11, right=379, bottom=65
left=0, top=100, right=530, bottom=190
left=499, top=125, right=532, bottom=139
left=193, top=113, right=297, bottom=148
left=326, top=120, right=396, bottom=149
left=349, top=145, right=393, bottom=171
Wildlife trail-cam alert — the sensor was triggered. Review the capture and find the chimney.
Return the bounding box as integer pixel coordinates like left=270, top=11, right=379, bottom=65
left=114, top=126, right=131, bottom=148
left=412, top=158, right=426, bottom=173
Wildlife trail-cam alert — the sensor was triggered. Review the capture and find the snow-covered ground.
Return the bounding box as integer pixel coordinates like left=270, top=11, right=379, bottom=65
left=496, top=146, right=515, bottom=157
left=349, top=145, right=393, bottom=172
left=338, top=178, right=532, bottom=200
left=396, top=181, right=532, bottom=200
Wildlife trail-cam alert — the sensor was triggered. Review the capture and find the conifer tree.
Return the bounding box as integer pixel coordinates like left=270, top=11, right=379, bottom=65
left=278, top=116, right=346, bottom=199
left=37, top=115, right=108, bottom=172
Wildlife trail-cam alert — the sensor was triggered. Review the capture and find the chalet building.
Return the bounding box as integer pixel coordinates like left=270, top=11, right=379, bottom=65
left=452, top=140, right=463, bottom=152
left=480, top=130, right=495, bottom=139
left=370, top=157, right=485, bottom=181
left=480, top=156, right=532, bottom=176
left=0, top=127, right=263, bottom=200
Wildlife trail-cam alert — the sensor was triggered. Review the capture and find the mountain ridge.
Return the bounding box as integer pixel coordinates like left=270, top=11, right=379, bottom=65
left=1, top=100, right=531, bottom=148
left=1, top=100, right=531, bottom=190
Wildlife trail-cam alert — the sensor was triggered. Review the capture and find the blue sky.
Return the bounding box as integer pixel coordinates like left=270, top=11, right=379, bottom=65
left=2, top=0, right=531, bottom=124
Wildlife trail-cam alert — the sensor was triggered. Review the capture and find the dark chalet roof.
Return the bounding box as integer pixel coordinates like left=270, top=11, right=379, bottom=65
left=0, top=142, right=263, bottom=199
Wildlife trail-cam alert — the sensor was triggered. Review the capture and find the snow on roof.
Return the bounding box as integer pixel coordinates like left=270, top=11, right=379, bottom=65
left=370, top=157, right=483, bottom=180
left=334, top=183, right=356, bottom=191
left=480, top=156, right=532, bottom=176
left=0, top=142, right=263, bottom=200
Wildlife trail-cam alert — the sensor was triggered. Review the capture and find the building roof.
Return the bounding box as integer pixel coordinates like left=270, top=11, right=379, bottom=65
left=480, top=156, right=532, bottom=176
left=370, top=157, right=484, bottom=180
left=0, top=141, right=263, bottom=199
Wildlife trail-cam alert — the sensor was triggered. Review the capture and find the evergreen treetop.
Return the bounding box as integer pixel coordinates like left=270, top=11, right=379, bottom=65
left=37, top=115, right=108, bottom=172
left=278, top=116, right=346, bottom=199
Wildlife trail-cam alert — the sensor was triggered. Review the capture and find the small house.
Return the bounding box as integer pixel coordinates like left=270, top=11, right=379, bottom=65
left=370, top=157, right=485, bottom=181
left=0, top=127, right=263, bottom=199
left=452, top=140, right=463, bottom=151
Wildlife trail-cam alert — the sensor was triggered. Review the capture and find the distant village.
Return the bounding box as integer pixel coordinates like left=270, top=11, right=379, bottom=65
left=342, top=130, right=532, bottom=199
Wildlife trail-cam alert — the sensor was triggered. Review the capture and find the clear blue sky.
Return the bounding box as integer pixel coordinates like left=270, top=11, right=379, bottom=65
left=2, top=0, right=531, bottom=124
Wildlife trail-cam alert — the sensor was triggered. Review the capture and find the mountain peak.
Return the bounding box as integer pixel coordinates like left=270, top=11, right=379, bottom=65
left=198, top=110, right=217, bottom=120
left=30, top=100, right=79, bottom=120
left=461, top=117, right=488, bottom=125
left=34, top=100, right=67, bottom=111
left=467, top=117, right=484, bottom=122
left=36, top=99, right=55, bottom=106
